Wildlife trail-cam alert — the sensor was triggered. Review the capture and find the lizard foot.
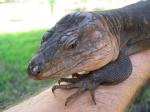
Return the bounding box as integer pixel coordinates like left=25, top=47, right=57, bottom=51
left=52, top=76, right=101, bottom=106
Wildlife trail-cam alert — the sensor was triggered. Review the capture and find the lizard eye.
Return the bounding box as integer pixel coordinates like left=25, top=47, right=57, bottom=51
left=60, top=35, right=78, bottom=49
left=68, top=40, right=78, bottom=49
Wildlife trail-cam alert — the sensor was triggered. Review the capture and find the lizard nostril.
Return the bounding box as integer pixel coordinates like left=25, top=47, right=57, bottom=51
left=27, top=64, right=41, bottom=78
left=32, top=65, right=41, bottom=74
left=27, top=53, right=45, bottom=79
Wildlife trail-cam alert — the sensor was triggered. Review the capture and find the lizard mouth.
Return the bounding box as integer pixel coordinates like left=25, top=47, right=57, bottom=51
left=27, top=58, right=90, bottom=80
left=39, top=71, right=89, bottom=80
left=28, top=50, right=112, bottom=80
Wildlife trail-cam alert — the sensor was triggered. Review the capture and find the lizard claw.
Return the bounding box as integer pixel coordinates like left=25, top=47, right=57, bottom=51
left=65, top=86, right=97, bottom=106
left=52, top=76, right=101, bottom=106
left=52, top=85, right=57, bottom=93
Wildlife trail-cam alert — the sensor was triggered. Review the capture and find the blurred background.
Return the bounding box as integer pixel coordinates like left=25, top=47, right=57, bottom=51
left=1, top=0, right=149, bottom=111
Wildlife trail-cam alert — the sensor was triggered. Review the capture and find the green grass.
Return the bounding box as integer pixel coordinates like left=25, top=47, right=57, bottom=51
left=0, top=30, right=55, bottom=109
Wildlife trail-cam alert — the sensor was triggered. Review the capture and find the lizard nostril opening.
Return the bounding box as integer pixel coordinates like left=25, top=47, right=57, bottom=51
left=31, top=65, right=41, bottom=75
left=27, top=64, right=41, bottom=77
left=32, top=65, right=41, bottom=74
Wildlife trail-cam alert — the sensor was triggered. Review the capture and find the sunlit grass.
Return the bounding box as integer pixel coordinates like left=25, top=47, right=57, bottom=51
left=0, top=30, right=55, bottom=109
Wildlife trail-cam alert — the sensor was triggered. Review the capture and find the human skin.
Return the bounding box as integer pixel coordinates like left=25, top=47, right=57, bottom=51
left=4, top=50, right=150, bottom=112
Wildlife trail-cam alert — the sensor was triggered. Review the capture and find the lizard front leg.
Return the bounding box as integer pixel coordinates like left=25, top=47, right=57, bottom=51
left=52, top=52, right=132, bottom=106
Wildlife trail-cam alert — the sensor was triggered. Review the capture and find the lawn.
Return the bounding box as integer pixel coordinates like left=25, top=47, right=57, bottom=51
left=0, top=30, right=55, bottom=109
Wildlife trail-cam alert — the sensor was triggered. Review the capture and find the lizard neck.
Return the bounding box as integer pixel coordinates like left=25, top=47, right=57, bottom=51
left=95, top=0, right=150, bottom=55
left=92, top=11, right=123, bottom=61
left=117, top=1, right=150, bottom=55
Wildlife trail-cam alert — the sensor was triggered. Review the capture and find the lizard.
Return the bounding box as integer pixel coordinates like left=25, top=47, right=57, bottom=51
left=27, top=0, right=150, bottom=106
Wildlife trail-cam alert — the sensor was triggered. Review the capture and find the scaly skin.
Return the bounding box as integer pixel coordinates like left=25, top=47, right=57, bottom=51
left=27, top=1, right=150, bottom=105
left=28, top=12, right=118, bottom=80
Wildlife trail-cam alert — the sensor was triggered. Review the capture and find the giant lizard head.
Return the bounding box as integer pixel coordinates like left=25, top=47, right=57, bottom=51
left=27, top=12, right=119, bottom=80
